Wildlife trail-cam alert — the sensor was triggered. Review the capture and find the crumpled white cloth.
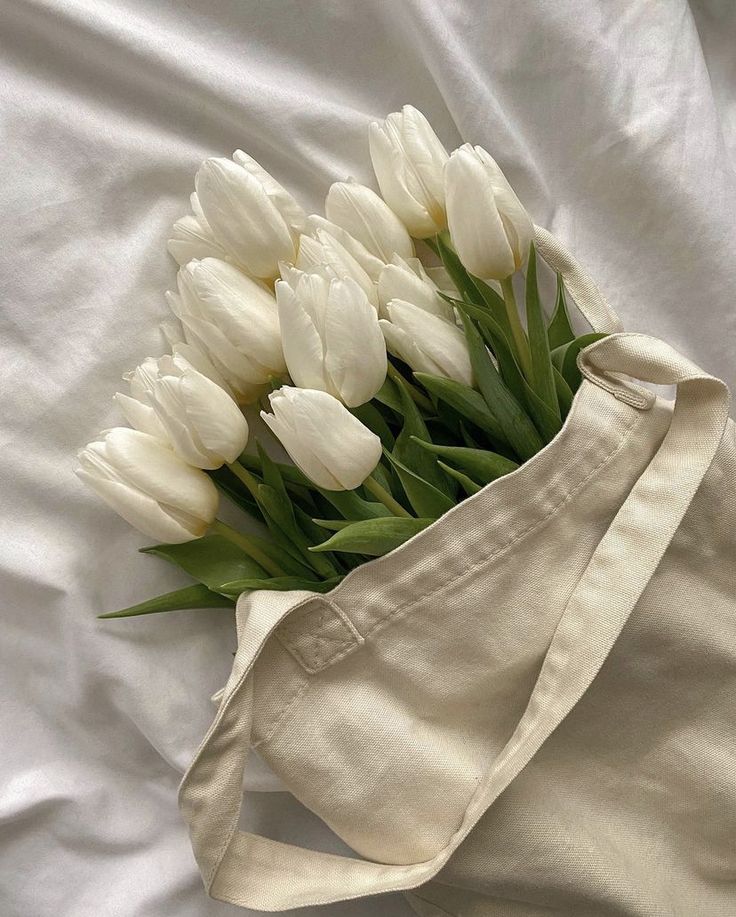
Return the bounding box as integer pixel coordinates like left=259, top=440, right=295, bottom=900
left=0, top=2, right=734, bottom=916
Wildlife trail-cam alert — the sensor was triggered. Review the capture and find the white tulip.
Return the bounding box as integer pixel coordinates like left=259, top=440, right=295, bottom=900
left=76, top=428, right=219, bottom=543
left=307, top=214, right=385, bottom=280
left=160, top=319, right=234, bottom=396
left=261, top=387, right=382, bottom=491
left=369, top=105, right=449, bottom=238
left=379, top=300, right=473, bottom=387
left=117, top=354, right=249, bottom=469
left=445, top=144, right=533, bottom=280
left=195, top=152, right=306, bottom=279
left=377, top=255, right=454, bottom=321
left=169, top=258, right=286, bottom=404
left=295, top=230, right=377, bottom=308
left=325, top=181, right=414, bottom=262
left=167, top=193, right=230, bottom=266
left=275, top=271, right=386, bottom=408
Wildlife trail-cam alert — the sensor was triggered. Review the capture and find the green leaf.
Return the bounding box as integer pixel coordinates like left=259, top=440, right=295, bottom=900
left=460, top=300, right=561, bottom=444
left=383, top=448, right=455, bottom=518
left=552, top=332, right=609, bottom=391
left=410, top=438, right=518, bottom=484
left=312, top=519, right=354, bottom=531
left=310, top=517, right=434, bottom=556
left=454, top=300, right=525, bottom=403
left=392, top=375, right=453, bottom=497
left=525, top=243, right=560, bottom=421
left=547, top=273, right=576, bottom=350
left=413, top=372, right=509, bottom=448
left=98, top=584, right=234, bottom=619
left=553, top=365, right=574, bottom=417
left=218, top=576, right=342, bottom=596
left=238, top=452, right=312, bottom=488
left=373, top=376, right=403, bottom=413
left=458, top=310, right=543, bottom=462
left=316, top=488, right=393, bottom=521
left=208, top=466, right=263, bottom=521
left=437, top=461, right=482, bottom=496
left=257, top=483, right=337, bottom=578
left=435, top=233, right=485, bottom=304
left=351, top=402, right=396, bottom=449
left=140, top=535, right=268, bottom=594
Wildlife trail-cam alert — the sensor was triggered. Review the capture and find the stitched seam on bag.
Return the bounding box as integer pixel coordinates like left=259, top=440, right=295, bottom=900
left=277, top=603, right=361, bottom=672
left=252, top=679, right=310, bottom=748
left=359, top=411, right=641, bottom=643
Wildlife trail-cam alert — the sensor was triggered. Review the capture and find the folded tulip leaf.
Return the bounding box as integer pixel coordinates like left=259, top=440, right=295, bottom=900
left=218, top=576, right=342, bottom=596
left=553, top=365, right=575, bottom=416
left=310, top=517, right=434, bottom=556
left=373, top=376, right=403, bottom=414
left=140, top=535, right=269, bottom=594
left=437, top=461, right=482, bottom=496
left=98, top=584, right=234, bottom=619
left=460, top=301, right=562, bottom=444
left=552, top=332, right=609, bottom=391
left=459, top=300, right=527, bottom=405
left=392, top=375, right=454, bottom=498
left=413, top=372, right=509, bottom=448
left=383, top=448, right=455, bottom=518
left=315, top=488, right=393, bottom=521
left=312, top=519, right=354, bottom=531
left=459, top=310, right=543, bottom=461
left=525, top=243, right=560, bottom=421
left=410, top=438, right=518, bottom=483
left=257, top=483, right=337, bottom=579
left=546, top=273, right=576, bottom=350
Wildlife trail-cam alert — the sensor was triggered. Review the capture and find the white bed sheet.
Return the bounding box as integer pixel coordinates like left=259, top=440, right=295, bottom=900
left=1, top=1, right=735, bottom=915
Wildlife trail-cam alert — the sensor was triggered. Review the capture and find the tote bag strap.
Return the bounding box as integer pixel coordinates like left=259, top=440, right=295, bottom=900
left=533, top=224, right=624, bottom=333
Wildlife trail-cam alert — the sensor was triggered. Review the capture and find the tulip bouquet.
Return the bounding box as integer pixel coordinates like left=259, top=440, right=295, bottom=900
left=78, top=106, right=604, bottom=618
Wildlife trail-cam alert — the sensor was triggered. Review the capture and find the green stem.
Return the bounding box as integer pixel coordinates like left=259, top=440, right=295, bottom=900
left=226, top=460, right=261, bottom=501
left=210, top=519, right=286, bottom=577
left=500, top=276, right=533, bottom=378
left=386, top=363, right=433, bottom=412
left=363, top=475, right=412, bottom=517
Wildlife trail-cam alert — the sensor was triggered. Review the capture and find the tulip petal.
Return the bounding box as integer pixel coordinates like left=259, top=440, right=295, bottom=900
left=323, top=279, right=387, bottom=407
left=307, top=215, right=385, bottom=280
left=325, top=181, right=414, bottom=262
left=101, top=428, right=219, bottom=523
left=76, top=468, right=206, bottom=543
left=275, top=279, right=329, bottom=392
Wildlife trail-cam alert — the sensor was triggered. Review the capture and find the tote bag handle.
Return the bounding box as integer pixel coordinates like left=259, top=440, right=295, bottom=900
left=179, top=237, right=730, bottom=912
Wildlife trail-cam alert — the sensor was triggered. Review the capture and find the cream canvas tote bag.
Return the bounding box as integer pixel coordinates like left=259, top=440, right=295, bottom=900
left=180, top=227, right=736, bottom=916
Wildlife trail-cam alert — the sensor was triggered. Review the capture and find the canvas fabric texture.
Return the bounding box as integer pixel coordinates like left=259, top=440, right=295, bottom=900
left=179, top=232, right=736, bottom=916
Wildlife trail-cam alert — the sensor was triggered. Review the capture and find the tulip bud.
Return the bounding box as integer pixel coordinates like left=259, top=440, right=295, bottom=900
left=369, top=105, right=449, bottom=238
left=76, top=428, right=219, bottom=543
left=167, top=193, right=230, bottom=266
left=295, top=230, right=377, bottom=308
left=261, top=387, right=382, bottom=491
left=307, top=214, right=385, bottom=280
left=325, top=181, right=414, bottom=263
left=117, top=354, right=249, bottom=469
left=169, top=258, right=286, bottom=404
left=444, top=144, right=533, bottom=280
left=377, top=255, right=454, bottom=321
left=275, top=271, right=386, bottom=408
left=379, top=300, right=473, bottom=387
left=195, top=152, right=306, bottom=279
